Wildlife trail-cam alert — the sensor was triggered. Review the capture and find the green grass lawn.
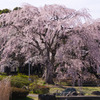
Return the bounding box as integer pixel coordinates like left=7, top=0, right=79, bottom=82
left=28, top=86, right=100, bottom=100
left=29, top=78, right=100, bottom=97
left=49, top=86, right=100, bottom=96
left=27, top=96, right=38, bottom=100
left=76, top=87, right=100, bottom=96
left=10, top=77, right=100, bottom=100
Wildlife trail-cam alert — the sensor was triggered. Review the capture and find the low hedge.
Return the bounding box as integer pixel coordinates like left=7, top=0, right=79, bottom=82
left=91, top=91, right=100, bottom=95
left=38, top=94, right=56, bottom=100
left=10, top=87, right=29, bottom=100
left=33, top=85, right=49, bottom=94
left=11, top=75, right=30, bottom=88
left=83, top=79, right=98, bottom=86
left=29, top=75, right=39, bottom=82
left=0, top=73, right=7, bottom=81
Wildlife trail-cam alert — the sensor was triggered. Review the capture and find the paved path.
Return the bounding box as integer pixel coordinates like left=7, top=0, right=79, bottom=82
left=28, top=94, right=38, bottom=98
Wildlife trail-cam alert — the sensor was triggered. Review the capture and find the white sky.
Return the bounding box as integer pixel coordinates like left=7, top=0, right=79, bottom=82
left=0, top=0, right=100, bottom=19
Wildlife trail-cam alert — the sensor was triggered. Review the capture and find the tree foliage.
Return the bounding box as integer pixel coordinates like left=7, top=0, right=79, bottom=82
left=0, top=4, right=100, bottom=84
left=13, top=7, right=21, bottom=11
left=0, top=9, right=11, bottom=14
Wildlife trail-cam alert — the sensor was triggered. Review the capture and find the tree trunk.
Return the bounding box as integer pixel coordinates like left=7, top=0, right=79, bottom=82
left=44, top=46, right=55, bottom=84
left=45, top=62, right=54, bottom=84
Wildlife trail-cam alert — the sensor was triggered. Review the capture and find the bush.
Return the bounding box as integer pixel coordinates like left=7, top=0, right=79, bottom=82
left=83, top=77, right=98, bottom=86
left=58, top=78, right=72, bottom=86
left=91, top=91, right=100, bottom=95
left=17, top=73, right=29, bottom=79
left=10, top=87, right=29, bottom=100
left=38, top=94, right=56, bottom=100
left=0, top=72, right=7, bottom=75
left=11, top=75, right=30, bottom=88
left=0, top=75, right=7, bottom=81
left=33, top=85, right=49, bottom=94
left=0, top=9, right=11, bottom=14
left=29, top=75, right=39, bottom=82
left=13, top=7, right=21, bottom=10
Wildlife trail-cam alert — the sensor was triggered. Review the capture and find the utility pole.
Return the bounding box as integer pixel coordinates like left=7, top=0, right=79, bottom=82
left=28, top=61, right=31, bottom=76
left=28, top=61, right=31, bottom=81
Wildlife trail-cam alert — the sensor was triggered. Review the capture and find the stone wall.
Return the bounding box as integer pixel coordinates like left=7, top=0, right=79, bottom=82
left=56, top=96, right=100, bottom=100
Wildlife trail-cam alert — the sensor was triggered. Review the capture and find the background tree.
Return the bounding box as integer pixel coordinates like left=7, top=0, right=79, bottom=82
left=0, top=9, right=11, bottom=14
left=13, top=7, right=21, bottom=11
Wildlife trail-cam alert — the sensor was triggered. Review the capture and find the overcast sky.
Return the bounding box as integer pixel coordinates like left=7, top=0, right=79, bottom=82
left=0, top=0, right=100, bottom=19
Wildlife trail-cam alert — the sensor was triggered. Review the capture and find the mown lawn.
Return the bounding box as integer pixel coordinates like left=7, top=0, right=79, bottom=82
left=27, top=86, right=100, bottom=100
left=76, top=87, right=100, bottom=96
left=12, top=78, right=100, bottom=100
left=32, top=78, right=100, bottom=95
left=50, top=86, right=100, bottom=96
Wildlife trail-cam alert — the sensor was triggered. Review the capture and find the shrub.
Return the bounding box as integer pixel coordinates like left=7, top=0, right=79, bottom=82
left=13, top=7, right=21, bottom=10
left=0, top=78, right=11, bottom=100
left=83, top=80, right=97, bottom=86
left=33, top=85, right=49, bottom=94
left=0, top=73, right=7, bottom=81
left=29, top=75, right=39, bottom=82
left=0, top=9, right=11, bottom=14
left=17, top=73, right=29, bottom=79
left=0, top=72, right=7, bottom=75
left=91, top=91, right=100, bottom=95
left=83, top=76, right=98, bottom=86
left=0, top=75, right=7, bottom=81
left=38, top=94, right=56, bottom=100
left=11, top=75, right=30, bottom=88
left=10, top=87, right=29, bottom=100
left=58, top=78, right=72, bottom=86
